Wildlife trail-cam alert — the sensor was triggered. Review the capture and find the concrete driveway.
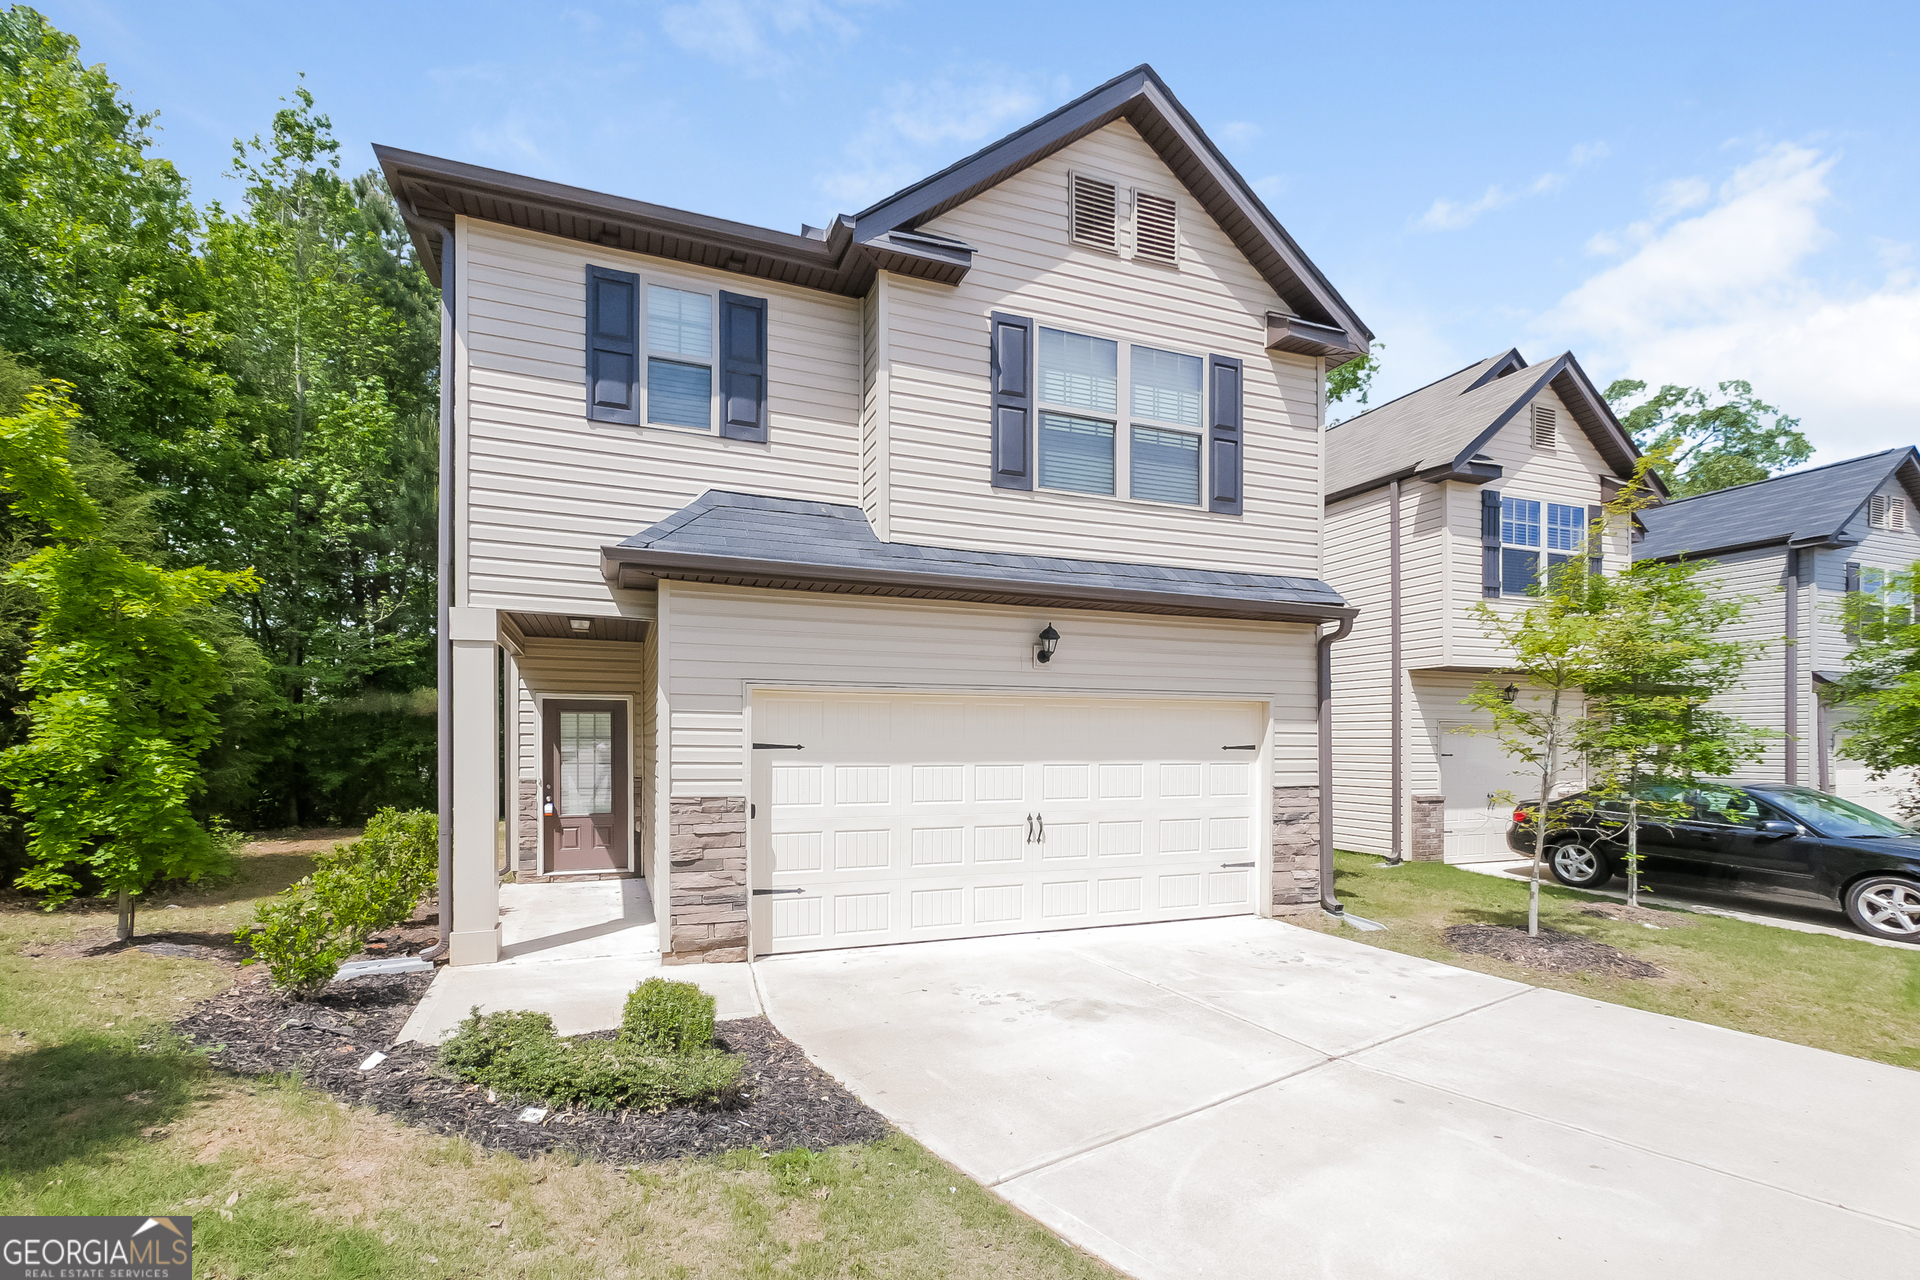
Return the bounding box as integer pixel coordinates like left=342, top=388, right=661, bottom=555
left=755, top=917, right=1920, bottom=1279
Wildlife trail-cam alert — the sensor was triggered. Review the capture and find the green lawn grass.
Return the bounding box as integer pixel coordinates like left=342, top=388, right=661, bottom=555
left=0, top=840, right=1119, bottom=1279
left=1300, top=852, right=1920, bottom=1070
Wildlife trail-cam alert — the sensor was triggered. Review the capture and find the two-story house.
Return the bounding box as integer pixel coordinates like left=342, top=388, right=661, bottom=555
left=378, top=66, right=1373, bottom=967
left=1321, top=350, right=1651, bottom=862
left=1635, top=447, right=1920, bottom=810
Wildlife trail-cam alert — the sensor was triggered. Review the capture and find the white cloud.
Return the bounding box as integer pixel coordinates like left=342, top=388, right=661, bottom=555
left=816, top=70, right=1067, bottom=211
left=1216, top=120, right=1262, bottom=147
left=659, top=0, right=860, bottom=76
left=1540, top=143, right=1920, bottom=461
left=1418, top=141, right=1608, bottom=232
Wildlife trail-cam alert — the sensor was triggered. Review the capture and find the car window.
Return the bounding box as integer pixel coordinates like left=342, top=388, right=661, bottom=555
left=1762, top=789, right=1915, bottom=838
left=1694, top=785, right=1763, bottom=827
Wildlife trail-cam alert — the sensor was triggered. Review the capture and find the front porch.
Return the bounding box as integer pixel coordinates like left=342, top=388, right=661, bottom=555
left=403, top=876, right=759, bottom=1043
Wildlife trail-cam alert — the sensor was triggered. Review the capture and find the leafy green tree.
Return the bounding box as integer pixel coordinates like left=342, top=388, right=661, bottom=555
left=0, top=384, right=259, bottom=937
left=1327, top=343, right=1383, bottom=412
left=1603, top=378, right=1810, bottom=498
left=1576, top=563, right=1768, bottom=907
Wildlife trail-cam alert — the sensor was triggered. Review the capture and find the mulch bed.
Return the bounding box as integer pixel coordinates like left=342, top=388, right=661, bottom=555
left=173, top=973, right=890, bottom=1163
left=1443, top=923, right=1663, bottom=979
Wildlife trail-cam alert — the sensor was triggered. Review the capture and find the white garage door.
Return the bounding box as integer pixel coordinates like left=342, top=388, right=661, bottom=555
left=752, top=693, right=1266, bottom=955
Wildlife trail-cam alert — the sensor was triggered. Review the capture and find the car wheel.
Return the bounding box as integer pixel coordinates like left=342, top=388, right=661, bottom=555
left=1548, top=840, right=1613, bottom=889
left=1844, top=876, right=1920, bottom=942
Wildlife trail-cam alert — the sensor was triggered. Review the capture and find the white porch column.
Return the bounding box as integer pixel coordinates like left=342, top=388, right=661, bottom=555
left=448, top=606, right=501, bottom=965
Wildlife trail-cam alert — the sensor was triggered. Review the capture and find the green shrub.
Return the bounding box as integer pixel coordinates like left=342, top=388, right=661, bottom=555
left=620, top=978, right=716, bottom=1055
left=437, top=1006, right=743, bottom=1113
left=237, top=807, right=438, bottom=995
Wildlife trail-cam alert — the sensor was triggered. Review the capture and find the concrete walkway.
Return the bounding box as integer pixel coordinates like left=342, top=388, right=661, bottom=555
left=756, top=917, right=1920, bottom=1280
left=398, top=879, right=760, bottom=1043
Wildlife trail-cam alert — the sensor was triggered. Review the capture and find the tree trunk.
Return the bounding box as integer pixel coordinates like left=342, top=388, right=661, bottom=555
left=116, top=887, right=133, bottom=942
left=1626, top=791, right=1641, bottom=908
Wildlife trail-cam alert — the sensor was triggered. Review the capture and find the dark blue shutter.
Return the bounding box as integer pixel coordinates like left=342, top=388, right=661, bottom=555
left=1587, top=503, right=1603, bottom=576
left=585, top=265, right=639, bottom=425
left=1846, top=561, right=1861, bottom=641
left=989, top=311, right=1034, bottom=490
left=1482, top=489, right=1502, bottom=597
left=718, top=291, right=768, bottom=441
left=1207, top=354, right=1243, bottom=515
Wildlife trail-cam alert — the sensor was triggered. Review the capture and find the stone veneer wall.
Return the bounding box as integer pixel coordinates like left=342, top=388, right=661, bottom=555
left=1271, top=784, right=1320, bottom=909
left=1410, top=794, right=1445, bottom=861
left=666, top=796, right=748, bottom=963
left=516, top=780, right=537, bottom=874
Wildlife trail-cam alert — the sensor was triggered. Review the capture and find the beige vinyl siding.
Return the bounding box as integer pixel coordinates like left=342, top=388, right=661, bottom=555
left=457, top=220, right=862, bottom=614
left=511, top=638, right=650, bottom=870
left=1678, top=547, right=1798, bottom=784
left=1447, top=388, right=1626, bottom=668
left=1407, top=672, right=1493, bottom=800
left=641, top=621, right=661, bottom=901
left=880, top=119, right=1323, bottom=577
left=1326, top=485, right=1395, bottom=855
left=1401, top=481, right=1450, bottom=669
left=859, top=278, right=889, bottom=536
left=658, top=581, right=1321, bottom=799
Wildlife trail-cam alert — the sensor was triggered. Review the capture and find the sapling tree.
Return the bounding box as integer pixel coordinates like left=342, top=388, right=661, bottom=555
left=1466, top=563, right=1604, bottom=938
left=0, top=384, right=259, bottom=938
left=1832, top=566, right=1920, bottom=814
left=1577, top=562, right=1767, bottom=907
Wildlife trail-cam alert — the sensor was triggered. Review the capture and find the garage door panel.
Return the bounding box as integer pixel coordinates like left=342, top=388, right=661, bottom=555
left=757, top=693, right=1264, bottom=954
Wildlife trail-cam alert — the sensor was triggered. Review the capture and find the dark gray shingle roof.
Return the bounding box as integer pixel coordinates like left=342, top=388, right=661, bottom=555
left=602, top=491, right=1351, bottom=623
left=1636, top=447, right=1920, bottom=560
left=1324, top=348, right=1648, bottom=502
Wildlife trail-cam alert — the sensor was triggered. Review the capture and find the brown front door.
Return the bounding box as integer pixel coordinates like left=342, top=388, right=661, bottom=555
left=542, top=699, right=629, bottom=872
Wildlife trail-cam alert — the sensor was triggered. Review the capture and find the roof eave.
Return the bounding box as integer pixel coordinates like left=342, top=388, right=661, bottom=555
left=599, top=544, right=1355, bottom=625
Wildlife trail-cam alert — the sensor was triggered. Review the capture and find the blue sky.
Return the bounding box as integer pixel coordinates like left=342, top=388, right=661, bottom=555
left=43, top=0, right=1920, bottom=463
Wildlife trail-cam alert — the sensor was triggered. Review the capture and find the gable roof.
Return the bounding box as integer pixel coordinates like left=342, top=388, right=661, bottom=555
left=600, top=490, right=1353, bottom=624
left=1323, top=348, right=1653, bottom=504
left=375, top=66, right=1368, bottom=365
left=1636, top=447, right=1920, bottom=561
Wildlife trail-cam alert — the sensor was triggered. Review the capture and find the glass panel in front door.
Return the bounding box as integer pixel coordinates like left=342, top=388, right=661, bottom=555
left=559, top=711, right=614, bottom=816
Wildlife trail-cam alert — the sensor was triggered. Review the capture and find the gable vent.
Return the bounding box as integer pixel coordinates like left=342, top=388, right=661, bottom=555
left=1069, top=173, right=1119, bottom=253
left=1530, top=403, right=1558, bottom=449
left=1870, top=494, right=1908, bottom=530
left=1133, top=190, right=1179, bottom=266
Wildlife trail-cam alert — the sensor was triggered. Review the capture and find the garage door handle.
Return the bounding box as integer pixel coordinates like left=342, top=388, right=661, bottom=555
left=1223, top=744, right=1258, bottom=751
left=753, top=888, right=805, bottom=895
left=752, top=742, right=804, bottom=751
left=1219, top=861, right=1255, bottom=868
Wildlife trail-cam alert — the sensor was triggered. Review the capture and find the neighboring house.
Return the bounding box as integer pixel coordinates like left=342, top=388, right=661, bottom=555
left=1321, top=349, right=1652, bottom=862
left=377, top=66, right=1373, bottom=966
left=1635, top=447, right=1920, bottom=810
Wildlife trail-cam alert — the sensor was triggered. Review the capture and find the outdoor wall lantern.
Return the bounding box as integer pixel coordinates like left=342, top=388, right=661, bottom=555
left=1035, top=624, right=1061, bottom=665
left=1500, top=683, right=1520, bottom=704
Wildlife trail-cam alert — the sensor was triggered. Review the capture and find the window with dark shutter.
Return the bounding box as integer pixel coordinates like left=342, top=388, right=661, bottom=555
left=585, top=265, right=640, bottom=425
left=1846, top=560, right=1861, bottom=641
left=989, top=312, right=1034, bottom=490
left=1207, top=355, right=1243, bottom=515
left=716, top=291, right=768, bottom=442
left=1069, top=174, right=1119, bottom=253
left=1482, top=489, right=1502, bottom=597
left=1587, top=504, right=1604, bottom=576
left=1133, top=190, right=1178, bottom=266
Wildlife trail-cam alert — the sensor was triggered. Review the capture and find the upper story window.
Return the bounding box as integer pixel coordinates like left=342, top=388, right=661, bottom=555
left=646, top=285, right=713, bottom=430
left=1035, top=327, right=1206, bottom=506
left=1489, top=496, right=1590, bottom=596
left=1869, top=493, right=1908, bottom=531
left=988, top=312, right=1240, bottom=513
left=585, top=264, right=769, bottom=442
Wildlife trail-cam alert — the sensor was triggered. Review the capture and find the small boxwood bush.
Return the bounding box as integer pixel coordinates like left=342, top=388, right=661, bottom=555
left=620, top=977, right=715, bottom=1055
left=237, top=807, right=438, bottom=995
left=438, top=1004, right=743, bottom=1112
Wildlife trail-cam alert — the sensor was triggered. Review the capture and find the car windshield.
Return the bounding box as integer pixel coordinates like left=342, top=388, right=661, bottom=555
left=1761, top=789, right=1915, bottom=838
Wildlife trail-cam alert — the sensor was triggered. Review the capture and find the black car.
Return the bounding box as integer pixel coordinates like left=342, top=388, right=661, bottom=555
left=1507, top=783, right=1920, bottom=942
